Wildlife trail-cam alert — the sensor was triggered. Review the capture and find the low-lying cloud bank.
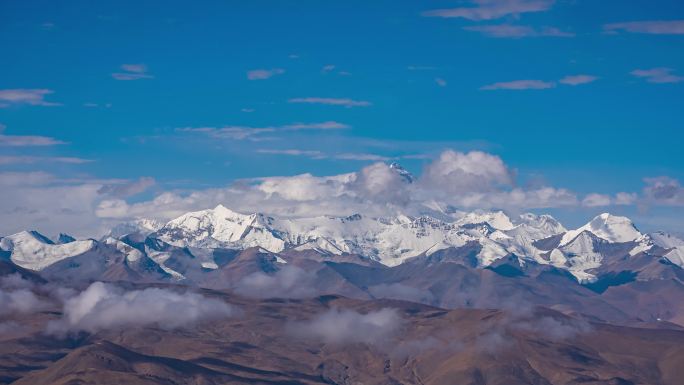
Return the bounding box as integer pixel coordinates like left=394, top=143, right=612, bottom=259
left=235, top=266, right=318, bottom=299
left=47, top=282, right=235, bottom=334
left=287, top=307, right=403, bottom=346
left=2, top=149, right=682, bottom=236
left=0, top=288, right=46, bottom=316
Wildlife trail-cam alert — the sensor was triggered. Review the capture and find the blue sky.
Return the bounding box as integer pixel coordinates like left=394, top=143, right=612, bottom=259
left=1, top=0, right=683, bottom=235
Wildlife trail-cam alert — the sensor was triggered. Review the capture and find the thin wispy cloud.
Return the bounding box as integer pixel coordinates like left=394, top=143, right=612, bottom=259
left=407, top=65, right=437, bottom=71
left=256, top=149, right=393, bottom=162
left=177, top=121, right=349, bottom=141
left=289, top=97, right=371, bottom=107
left=335, top=153, right=392, bottom=161
left=435, top=78, right=447, bottom=87
left=0, top=156, right=93, bottom=165
left=631, top=68, right=684, bottom=84
left=559, top=75, right=599, bottom=86
left=282, top=121, right=350, bottom=130
left=112, top=63, right=153, bottom=81
left=464, top=25, right=574, bottom=38
left=604, top=20, right=684, bottom=35
left=247, top=68, right=285, bottom=80
left=257, top=149, right=326, bottom=158
left=481, top=79, right=555, bottom=90
left=0, top=89, right=60, bottom=107
left=178, top=126, right=276, bottom=141
left=423, top=0, right=555, bottom=21
left=0, top=125, right=66, bottom=146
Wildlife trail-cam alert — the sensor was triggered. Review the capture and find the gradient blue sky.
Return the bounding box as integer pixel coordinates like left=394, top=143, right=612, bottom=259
left=1, top=0, right=683, bottom=235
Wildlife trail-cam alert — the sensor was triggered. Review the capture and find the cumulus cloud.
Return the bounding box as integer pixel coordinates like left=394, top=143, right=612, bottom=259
left=247, top=68, right=285, bottom=80
left=481, top=79, right=555, bottom=90
left=351, top=162, right=411, bottom=204
left=2, top=149, right=653, bottom=237
left=112, top=64, right=153, bottom=80
left=582, top=193, right=612, bottom=207
left=288, top=97, right=371, bottom=107
left=0, top=89, right=61, bottom=107
left=0, top=172, right=161, bottom=237
left=419, top=150, right=514, bottom=195
left=464, top=25, right=573, bottom=38
left=287, top=307, right=403, bottom=346
left=235, top=266, right=318, bottom=299
left=604, top=20, right=684, bottom=35
left=642, top=177, right=684, bottom=206
left=583, top=192, right=638, bottom=207
left=422, top=0, right=555, bottom=21
left=92, top=150, right=584, bottom=225
left=630, top=68, right=683, bottom=84
left=47, top=282, right=235, bottom=334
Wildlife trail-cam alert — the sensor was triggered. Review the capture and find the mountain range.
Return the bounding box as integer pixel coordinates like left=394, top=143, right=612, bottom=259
left=2, top=204, right=684, bottom=327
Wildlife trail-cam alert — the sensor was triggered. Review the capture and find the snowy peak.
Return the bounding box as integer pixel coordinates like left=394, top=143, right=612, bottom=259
left=0, top=230, right=95, bottom=271
left=388, top=162, right=414, bottom=183
left=155, top=204, right=285, bottom=252
left=649, top=231, right=684, bottom=249
left=518, top=213, right=567, bottom=235
left=560, top=213, right=642, bottom=246
left=108, top=218, right=164, bottom=238
left=456, top=211, right=515, bottom=231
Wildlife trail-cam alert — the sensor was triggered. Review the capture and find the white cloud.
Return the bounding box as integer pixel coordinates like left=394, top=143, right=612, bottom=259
left=559, top=75, right=599, bottom=86
left=97, top=177, right=156, bottom=198
left=235, top=266, right=317, bottom=299
left=630, top=68, right=684, bottom=84
left=289, top=97, right=371, bottom=107
left=177, top=121, right=348, bottom=141
left=0, top=156, right=92, bottom=165
left=422, top=0, right=555, bottom=21
left=435, top=78, right=447, bottom=87
left=419, top=150, right=513, bottom=195
left=642, top=177, right=684, bottom=206
left=47, top=282, right=235, bottom=334
left=287, top=308, right=403, bottom=346
left=3, top=150, right=662, bottom=237
left=0, top=288, right=46, bottom=316
left=0, top=89, right=60, bottom=107
left=334, top=153, right=392, bottom=161
left=247, top=68, right=285, bottom=80
left=257, top=149, right=326, bottom=158
left=604, top=20, right=684, bottom=35
left=112, top=64, right=153, bottom=81
left=464, top=25, right=573, bottom=38
left=481, top=79, right=555, bottom=90
left=582, top=193, right=612, bottom=207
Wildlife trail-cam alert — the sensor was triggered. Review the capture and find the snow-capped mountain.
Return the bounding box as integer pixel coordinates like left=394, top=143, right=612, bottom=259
left=152, top=205, right=571, bottom=268
left=0, top=231, right=96, bottom=271
left=559, top=213, right=642, bottom=246
left=2, top=206, right=682, bottom=285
